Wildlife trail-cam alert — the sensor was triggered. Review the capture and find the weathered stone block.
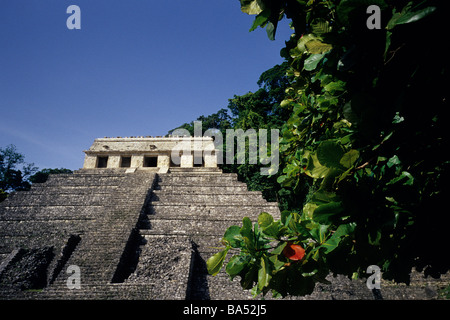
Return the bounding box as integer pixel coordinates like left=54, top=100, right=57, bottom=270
left=131, top=155, right=144, bottom=168
left=107, top=155, right=121, bottom=168
left=180, top=154, right=193, bottom=168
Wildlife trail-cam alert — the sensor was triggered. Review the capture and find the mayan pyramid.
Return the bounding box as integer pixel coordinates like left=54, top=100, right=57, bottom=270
left=0, top=136, right=280, bottom=299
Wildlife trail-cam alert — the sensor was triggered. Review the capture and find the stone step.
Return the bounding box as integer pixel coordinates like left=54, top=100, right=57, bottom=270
left=9, top=190, right=123, bottom=199
left=73, top=169, right=128, bottom=174
left=43, top=176, right=151, bottom=187
left=146, top=213, right=249, bottom=223
left=154, top=185, right=249, bottom=193
left=162, top=172, right=237, bottom=177
left=29, top=184, right=120, bottom=192
left=168, top=167, right=222, bottom=173
left=146, top=207, right=276, bottom=221
left=2, top=194, right=146, bottom=207
left=0, top=205, right=105, bottom=220
left=139, top=218, right=249, bottom=237
left=157, top=174, right=238, bottom=183
left=150, top=193, right=265, bottom=204
left=156, top=179, right=247, bottom=187
left=7, top=282, right=186, bottom=300
left=47, top=174, right=126, bottom=182
left=0, top=219, right=91, bottom=232
left=149, top=203, right=280, bottom=217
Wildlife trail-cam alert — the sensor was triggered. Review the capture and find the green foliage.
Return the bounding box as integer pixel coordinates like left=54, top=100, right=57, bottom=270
left=0, top=145, right=72, bottom=203
left=439, top=285, right=450, bottom=300
left=0, top=145, right=38, bottom=199
left=206, top=211, right=354, bottom=297
left=209, top=0, right=449, bottom=297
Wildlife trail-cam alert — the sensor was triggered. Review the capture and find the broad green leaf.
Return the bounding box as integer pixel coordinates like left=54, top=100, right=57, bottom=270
left=258, top=212, right=283, bottom=238
left=266, top=21, right=277, bottom=41
left=303, top=202, right=319, bottom=220
left=258, top=212, right=274, bottom=229
left=249, top=9, right=271, bottom=31
left=304, top=152, right=330, bottom=178
left=311, top=19, right=332, bottom=35
left=320, top=168, right=343, bottom=191
left=340, top=149, right=359, bottom=168
left=317, top=140, right=345, bottom=169
left=226, top=254, right=251, bottom=279
left=240, top=217, right=255, bottom=251
left=287, top=214, right=311, bottom=238
left=396, top=6, right=436, bottom=24
left=261, top=220, right=283, bottom=239
left=322, top=223, right=355, bottom=253
left=304, top=53, right=325, bottom=71
left=207, top=248, right=228, bottom=276
left=240, top=217, right=253, bottom=238
left=258, top=256, right=272, bottom=291
left=305, top=39, right=333, bottom=54
left=339, top=133, right=353, bottom=145
left=313, top=201, right=344, bottom=224
left=271, top=241, right=287, bottom=255
left=334, top=222, right=356, bottom=238
left=268, top=254, right=286, bottom=271
left=323, top=81, right=345, bottom=93
left=387, top=5, right=436, bottom=29
left=280, top=210, right=291, bottom=226
left=309, top=223, right=329, bottom=244
left=280, top=99, right=292, bottom=108
left=241, top=261, right=258, bottom=290
left=240, top=0, right=265, bottom=15
left=297, top=34, right=317, bottom=53
left=321, top=235, right=341, bottom=254
left=223, top=225, right=243, bottom=248
left=310, top=189, right=340, bottom=205
left=387, top=155, right=401, bottom=168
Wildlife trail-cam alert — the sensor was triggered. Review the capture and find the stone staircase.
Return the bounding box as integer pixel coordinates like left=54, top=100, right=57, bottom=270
left=0, top=170, right=281, bottom=299
left=127, top=172, right=281, bottom=300
left=0, top=171, right=156, bottom=299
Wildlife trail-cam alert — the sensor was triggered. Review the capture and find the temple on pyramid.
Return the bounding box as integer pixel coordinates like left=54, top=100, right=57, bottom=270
left=0, top=136, right=280, bottom=299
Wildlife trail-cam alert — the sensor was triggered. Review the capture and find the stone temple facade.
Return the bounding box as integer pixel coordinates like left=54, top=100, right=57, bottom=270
left=82, top=136, right=219, bottom=173
left=0, top=137, right=448, bottom=300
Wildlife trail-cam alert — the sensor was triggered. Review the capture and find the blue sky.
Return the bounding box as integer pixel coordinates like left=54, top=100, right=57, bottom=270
left=0, top=0, right=292, bottom=171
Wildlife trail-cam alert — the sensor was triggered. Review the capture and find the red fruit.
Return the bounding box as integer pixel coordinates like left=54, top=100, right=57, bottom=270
left=283, top=242, right=305, bottom=261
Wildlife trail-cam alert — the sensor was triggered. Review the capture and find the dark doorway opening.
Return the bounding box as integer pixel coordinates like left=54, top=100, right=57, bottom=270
left=120, top=156, right=131, bottom=168
left=97, top=156, right=108, bottom=168
left=143, top=156, right=158, bottom=167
